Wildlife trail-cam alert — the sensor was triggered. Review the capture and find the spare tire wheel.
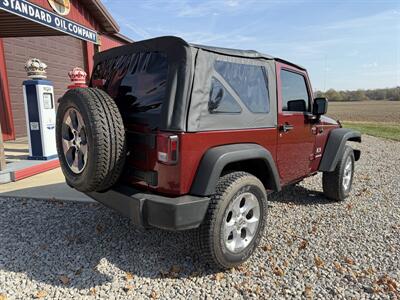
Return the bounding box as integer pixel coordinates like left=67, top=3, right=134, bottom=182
left=56, top=87, right=126, bottom=192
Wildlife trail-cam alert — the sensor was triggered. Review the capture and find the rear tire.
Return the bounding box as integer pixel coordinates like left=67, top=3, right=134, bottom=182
left=56, top=88, right=126, bottom=192
left=322, top=145, right=355, bottom=201
left=195, top=172, right=267, bottom=269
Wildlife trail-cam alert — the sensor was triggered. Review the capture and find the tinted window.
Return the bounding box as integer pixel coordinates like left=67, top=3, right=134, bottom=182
left=209, top=77, right=241, bottom=113
left=92, top=52, right=168, bottom=114
left=281, top=69, right=309, bottom=112
left=214, top=61, right=269, bottom=113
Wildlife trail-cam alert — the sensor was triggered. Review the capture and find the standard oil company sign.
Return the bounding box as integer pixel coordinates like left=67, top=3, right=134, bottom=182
left=0, top=0, right=98, bottom=44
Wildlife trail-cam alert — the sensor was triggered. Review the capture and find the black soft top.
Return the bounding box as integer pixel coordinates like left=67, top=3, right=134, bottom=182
left=91, top=36, right=295, bottom=131
left=94, top=36, right=305, bottom=71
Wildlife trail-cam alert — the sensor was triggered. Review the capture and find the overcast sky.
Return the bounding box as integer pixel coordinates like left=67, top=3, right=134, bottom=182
left=103, top=0, right=399, bottom=91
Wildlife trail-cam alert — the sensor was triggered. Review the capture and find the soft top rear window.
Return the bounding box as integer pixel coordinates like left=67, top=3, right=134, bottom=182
left=91, top=51, right=168, bottom=115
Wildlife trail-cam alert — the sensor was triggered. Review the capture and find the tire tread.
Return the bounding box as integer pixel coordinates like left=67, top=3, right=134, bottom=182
left=194, top=171, right=265, bottom=269
left=56, top=87, right=126, bottom=192
left=322, top=145, right=354, bottom=201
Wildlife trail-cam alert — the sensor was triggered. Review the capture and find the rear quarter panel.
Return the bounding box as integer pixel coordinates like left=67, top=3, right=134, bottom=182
left=151, top=128, right=277, bottom=196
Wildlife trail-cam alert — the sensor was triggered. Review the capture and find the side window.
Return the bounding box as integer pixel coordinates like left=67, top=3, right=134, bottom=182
left=209, top=77, right=242, bottom=113
left=280, top=69, right=310, bottom=112
left=214, top=61, right=270, bottom=113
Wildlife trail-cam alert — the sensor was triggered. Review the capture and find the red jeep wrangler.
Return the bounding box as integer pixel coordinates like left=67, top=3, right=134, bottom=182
left=56, top=36, right=361, bottom=269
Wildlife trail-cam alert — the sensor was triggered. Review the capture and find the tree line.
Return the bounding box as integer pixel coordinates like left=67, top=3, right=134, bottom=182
left=315, top=87, right=400, bottom=101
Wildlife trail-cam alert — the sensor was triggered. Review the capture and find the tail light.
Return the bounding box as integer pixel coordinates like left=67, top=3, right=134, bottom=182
left=157, top=133, right=179, bottom=165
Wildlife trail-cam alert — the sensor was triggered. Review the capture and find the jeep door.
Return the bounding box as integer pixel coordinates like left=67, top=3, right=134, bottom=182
left=276, top=62, right=315, bottom=184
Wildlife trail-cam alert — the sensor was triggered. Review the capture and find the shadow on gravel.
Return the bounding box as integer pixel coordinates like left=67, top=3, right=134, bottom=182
left=269, top=184, right=332, bottom=205
left=0, top=185, right=329, bottom=290
left=0, top=197, right=214, bottom=290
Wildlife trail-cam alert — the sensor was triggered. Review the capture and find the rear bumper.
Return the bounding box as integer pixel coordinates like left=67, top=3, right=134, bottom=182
left=86, top=185, right=210, bottom=231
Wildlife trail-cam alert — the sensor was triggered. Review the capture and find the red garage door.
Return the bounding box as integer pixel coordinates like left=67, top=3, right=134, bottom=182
left=3, top=35, right=86, bottom=138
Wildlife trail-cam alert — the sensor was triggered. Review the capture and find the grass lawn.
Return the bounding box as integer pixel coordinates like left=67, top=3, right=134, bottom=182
left=342, top=121, right=400, bottom=141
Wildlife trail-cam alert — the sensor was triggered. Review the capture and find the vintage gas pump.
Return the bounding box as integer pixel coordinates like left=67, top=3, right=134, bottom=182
left=23, top=58, right=57, bottom=160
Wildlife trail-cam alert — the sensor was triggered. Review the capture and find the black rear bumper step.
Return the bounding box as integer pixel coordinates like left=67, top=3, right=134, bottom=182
left=86, top=185, right=210, bottom=231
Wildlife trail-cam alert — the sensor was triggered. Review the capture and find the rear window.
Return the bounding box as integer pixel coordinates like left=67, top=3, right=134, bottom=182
left=91, top=52, right=168, bottom=114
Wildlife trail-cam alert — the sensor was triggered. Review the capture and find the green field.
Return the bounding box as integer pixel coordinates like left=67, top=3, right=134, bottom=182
left=342, top=122, right=400, bottom=141
left=328, top=101, right=400, bottom=141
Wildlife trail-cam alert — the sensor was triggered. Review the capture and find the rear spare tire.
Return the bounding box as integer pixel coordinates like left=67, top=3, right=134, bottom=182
left=56, top=88, right=126, bottom=192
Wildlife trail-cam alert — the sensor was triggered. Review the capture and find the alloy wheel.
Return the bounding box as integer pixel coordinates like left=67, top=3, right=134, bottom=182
left=342, top=156, right=353, bottom=190
left=61, top=108, right=88, bottom=174
left=222, top=192, right=261, bottom=253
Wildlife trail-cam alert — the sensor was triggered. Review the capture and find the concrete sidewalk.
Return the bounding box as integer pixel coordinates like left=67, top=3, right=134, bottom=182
left=0, top=167, right=93, bottom=202
left=0, top=137, right=60, bottom=184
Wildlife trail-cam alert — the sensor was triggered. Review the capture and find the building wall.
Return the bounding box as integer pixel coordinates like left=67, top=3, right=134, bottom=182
left=100, top=35, right=127, bottom=52
left=0, top=38, right=14, bottom=140
left=3, top=35, right=85, bottom=138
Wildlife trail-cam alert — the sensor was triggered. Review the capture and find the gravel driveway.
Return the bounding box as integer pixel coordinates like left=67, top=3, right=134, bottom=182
left=0, top=135, right=399, bottom=299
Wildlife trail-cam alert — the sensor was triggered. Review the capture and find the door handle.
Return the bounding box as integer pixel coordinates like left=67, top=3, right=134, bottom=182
left=279, top=123, right=294, bottom=132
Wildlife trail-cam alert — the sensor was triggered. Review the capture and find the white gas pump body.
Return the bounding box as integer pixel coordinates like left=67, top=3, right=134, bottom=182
left=23, top=80, right=57, bottom=160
